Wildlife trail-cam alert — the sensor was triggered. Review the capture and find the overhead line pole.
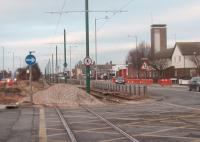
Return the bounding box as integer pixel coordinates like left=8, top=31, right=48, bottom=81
left=95, top=18, right=97, bottom=80
left=56, top=46, right=58, bottom=83
left=52, top=53, right=54, bottom=83
left=85, top=0, right=90, bottom=94
left=64, top=29, right=67, bottom=83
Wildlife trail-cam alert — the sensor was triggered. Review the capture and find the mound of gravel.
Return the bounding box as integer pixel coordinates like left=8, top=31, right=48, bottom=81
left=33, top=84, right=103, bottom=107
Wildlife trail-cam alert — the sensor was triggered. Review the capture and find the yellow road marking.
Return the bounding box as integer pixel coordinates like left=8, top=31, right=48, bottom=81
left=39, top=107, right=47, bottom=142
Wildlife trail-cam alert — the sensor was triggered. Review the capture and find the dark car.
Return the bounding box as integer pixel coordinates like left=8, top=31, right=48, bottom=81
left=189, top=77, right=200, bottom=91
left=115, top=77, right=125, bottom=84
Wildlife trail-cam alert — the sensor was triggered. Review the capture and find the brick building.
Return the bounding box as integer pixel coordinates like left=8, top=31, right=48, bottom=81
left=151, top=24, right=167, bottom=58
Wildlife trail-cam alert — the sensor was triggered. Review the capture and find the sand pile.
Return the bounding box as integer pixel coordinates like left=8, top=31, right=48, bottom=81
left=33, top=84, right=103, bottom=107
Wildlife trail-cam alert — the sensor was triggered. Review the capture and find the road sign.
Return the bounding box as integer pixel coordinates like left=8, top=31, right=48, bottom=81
left=25, top=54, right=36, bottom=65
left=141, top=61, right=148, bottom=70
left=84, top=57, right=92, bottom=66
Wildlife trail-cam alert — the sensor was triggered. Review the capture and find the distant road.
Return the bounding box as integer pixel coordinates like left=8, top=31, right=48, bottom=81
left=148, top=85, right=200, bottom=109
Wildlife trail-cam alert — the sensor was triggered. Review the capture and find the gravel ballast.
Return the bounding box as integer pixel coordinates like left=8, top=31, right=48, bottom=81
left=33, top=84, right=103, bottom=107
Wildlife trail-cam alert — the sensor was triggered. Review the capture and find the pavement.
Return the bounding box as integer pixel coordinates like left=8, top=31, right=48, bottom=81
left=0, top=106, right=39, bottom=142
left=0, top=105, right=6, bottom=109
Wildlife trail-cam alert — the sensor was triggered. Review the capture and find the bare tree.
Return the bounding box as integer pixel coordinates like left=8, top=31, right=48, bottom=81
left=126, top=41, right=151, bottom=78
left=190, top=53, right=200, bottom=76
left=150, top=59, right=169, bottom=78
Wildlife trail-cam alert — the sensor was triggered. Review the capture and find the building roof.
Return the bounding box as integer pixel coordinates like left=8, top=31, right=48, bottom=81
left=151, top=24, right=167, bottom=28
left=176, top=42, right=200, bottom=55
left=154, top=48, right=174, bottom=59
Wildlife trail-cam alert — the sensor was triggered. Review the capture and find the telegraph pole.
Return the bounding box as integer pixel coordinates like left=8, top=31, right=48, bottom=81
left=85, top=0, right=90, bottom=94
left=64, top=29, right=67, bottom=83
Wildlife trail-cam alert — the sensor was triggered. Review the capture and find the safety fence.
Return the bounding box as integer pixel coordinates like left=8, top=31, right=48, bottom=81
left=49, top=78, right=172, bottom=88
left=92, top=81, right=147, bottom=96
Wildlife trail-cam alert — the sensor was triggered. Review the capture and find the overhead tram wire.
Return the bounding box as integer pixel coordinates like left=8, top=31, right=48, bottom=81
left=97, top=0, right=135, bottom=31
left=54, top=0, right=69, bottom=36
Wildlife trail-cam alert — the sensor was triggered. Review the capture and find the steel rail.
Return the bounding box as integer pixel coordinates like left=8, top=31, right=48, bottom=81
left=81, top=105, right=140, bottom=142
left=55, top=107, right=77, bottom=142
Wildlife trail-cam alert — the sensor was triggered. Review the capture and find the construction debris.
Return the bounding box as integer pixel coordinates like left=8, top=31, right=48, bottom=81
left=33, top=84, right=103, bottom=107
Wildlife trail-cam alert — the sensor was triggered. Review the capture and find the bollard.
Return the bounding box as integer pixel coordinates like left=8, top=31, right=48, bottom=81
left=144, top=85, right=147, bottom=96
left=138, top=85, right=141, bottom=96
left=134, top=85, right=136, bottom=95
left=129, top=85, right=132, bottom=96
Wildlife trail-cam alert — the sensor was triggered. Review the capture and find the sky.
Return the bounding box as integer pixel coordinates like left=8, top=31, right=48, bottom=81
left=0, top=0, right=200, bottom=73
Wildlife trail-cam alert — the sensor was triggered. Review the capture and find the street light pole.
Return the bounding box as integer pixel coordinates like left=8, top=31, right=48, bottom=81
left=95, top=18, right=97, bottom=80
left=128, top=35, right=139, bottom=78
left=94, top=16, right=109, bottom=80
left=69, top=46, right=72, bottom=79
left=12, top=52, right=15, bottom=79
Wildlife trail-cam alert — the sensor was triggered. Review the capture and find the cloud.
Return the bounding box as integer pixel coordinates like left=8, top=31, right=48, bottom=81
left=157, top=2, right=200, bottom=24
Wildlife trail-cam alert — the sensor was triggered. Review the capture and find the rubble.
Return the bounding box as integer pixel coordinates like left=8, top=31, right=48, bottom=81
left=33, top=84, right=103, bottom=107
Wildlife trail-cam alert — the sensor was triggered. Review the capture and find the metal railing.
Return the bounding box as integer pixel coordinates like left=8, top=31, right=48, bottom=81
left=92, top=81, right=147, bottom=96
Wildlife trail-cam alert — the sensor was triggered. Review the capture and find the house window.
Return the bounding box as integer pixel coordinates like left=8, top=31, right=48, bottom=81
left=174, top=57, right=176, bottom=63
left=179, top=56, right=181, bottom=62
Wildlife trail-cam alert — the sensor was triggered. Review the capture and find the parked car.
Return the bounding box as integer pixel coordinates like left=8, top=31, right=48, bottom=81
left=189, top=77, right=200, bottom=91
left=115, top=77, right=125, bottom=84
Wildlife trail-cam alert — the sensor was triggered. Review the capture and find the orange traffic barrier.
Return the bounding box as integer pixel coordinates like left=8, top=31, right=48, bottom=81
left=126, top=79, right=153, bottom=85
left=112, top=78, right=116, bottom=83
left=158, top=79, right=172, bottom=86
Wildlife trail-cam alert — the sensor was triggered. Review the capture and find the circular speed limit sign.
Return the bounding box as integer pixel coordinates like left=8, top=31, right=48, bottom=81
left=84, top=57, right=92, bottom=66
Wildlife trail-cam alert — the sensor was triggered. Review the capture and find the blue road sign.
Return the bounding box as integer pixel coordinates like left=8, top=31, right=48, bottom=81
left=25, top=54, right=36, bottom=65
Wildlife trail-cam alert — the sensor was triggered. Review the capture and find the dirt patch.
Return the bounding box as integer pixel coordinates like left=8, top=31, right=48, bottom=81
left=0, top=92, right=24, bottom=104
left=17, top=80, right=45, bottom=96
left=33, top=84, right=103, bottom=107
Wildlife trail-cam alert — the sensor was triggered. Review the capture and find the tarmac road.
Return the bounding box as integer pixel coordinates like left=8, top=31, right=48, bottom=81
left=148, top=85, right=200, bottom=109
left=0, top=85, right=200, bottom=142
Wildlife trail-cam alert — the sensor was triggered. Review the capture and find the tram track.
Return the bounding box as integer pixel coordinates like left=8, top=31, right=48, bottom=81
left=54, top=105, right=139, bottom=142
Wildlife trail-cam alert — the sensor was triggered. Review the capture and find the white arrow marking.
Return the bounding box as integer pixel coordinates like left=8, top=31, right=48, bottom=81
left=26, top=58, right=35, bottom=63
